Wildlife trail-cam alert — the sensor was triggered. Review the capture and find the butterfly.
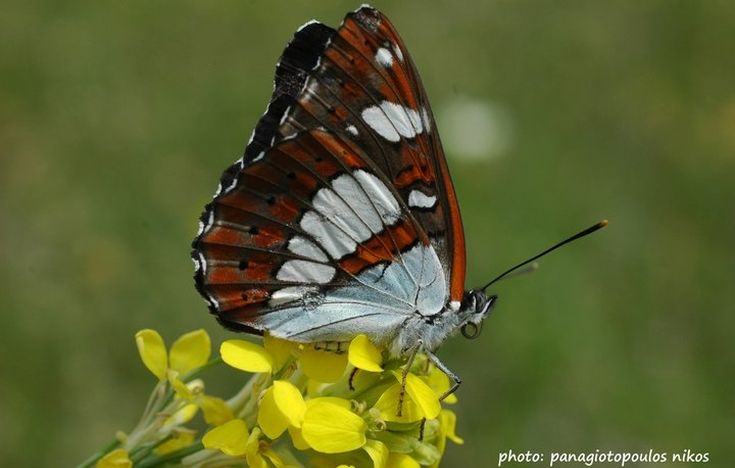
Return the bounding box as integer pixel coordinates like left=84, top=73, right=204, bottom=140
left=191, top=5, right=605, bottom=399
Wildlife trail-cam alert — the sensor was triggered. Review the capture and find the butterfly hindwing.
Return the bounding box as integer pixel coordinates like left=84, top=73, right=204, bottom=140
left=195, top=129, right=447, bottom=341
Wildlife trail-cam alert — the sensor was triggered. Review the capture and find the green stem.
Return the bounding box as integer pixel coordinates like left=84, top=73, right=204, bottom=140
left=182, top=356, right=223, bottom=382
left=129, top=435, right=172, bottom=464
left=132, top=381, right=165, bottom=434
left=74, top=438, right=120, bottom=468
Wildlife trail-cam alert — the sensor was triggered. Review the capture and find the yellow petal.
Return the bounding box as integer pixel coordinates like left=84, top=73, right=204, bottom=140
left=374, top=383, right=424, bottom=423
left=221, top=339, right=273, bottom=373
left=299, top=347, right=348, bottom=383
left=246, top=430, right=268, bottom=468
left=263, top=332, right=296, bottom=370
left=96, top=448, right=132, bottom=468
left=306, top=396, right=353, bottom=410
left=439, top=409, right=463, bottom=444
left=386, top=453, right=420, bottom=468
left=135, top=329, right=167, bottom=380
left=348, top=335, right=384, bottom=372
left=393, top=371, right=441, bottom=420
left=257, top=386, right=289, bottom=439
left=290, top=398, right=354, bottom=450
left=288, top=425, right=310, bottom=450
left=245, top=427, right=265, bottom=464
left=161, top=403, right=198, bottom=431
left=169, top=329, right=211, bottom=375
left=272, top=380, right=306, bottom=428
left=261, top=446, right=289, bottom=468
left=199, top=395, right=234, bottom=426
left=202, top=418, right=249, bottom=456
left=301, top=401, right=367, bottom=453
left=363, top=439, right=389, bottom=468
left=246, top=453, right=267, bottom=468
left=155, top=430, right=196, bottom=455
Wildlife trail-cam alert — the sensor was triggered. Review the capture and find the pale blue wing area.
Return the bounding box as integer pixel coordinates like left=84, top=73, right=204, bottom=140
left=256, top=243, right=447, bottom=345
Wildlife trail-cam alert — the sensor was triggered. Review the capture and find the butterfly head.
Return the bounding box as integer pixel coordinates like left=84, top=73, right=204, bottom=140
left=457, top=290, right=497, bottom=340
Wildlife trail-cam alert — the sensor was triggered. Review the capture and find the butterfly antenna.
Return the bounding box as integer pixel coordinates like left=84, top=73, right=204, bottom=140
left=480, top=220, right=608, bottom=292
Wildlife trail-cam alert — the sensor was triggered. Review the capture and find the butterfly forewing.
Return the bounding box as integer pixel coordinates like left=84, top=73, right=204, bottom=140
left=192, top=6, right=466, bottom=344
left=295, top=7, right=466, bottom=304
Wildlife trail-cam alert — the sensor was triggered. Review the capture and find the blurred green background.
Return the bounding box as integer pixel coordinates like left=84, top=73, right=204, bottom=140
left=2, top=1, right=734, bottom=466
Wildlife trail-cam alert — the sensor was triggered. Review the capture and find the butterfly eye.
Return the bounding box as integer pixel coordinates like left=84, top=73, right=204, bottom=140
left=461, top=322, right=481, bottom=339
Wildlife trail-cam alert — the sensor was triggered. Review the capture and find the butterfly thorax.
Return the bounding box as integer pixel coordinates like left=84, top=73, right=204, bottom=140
left=388, top=290, right=497, bottom=357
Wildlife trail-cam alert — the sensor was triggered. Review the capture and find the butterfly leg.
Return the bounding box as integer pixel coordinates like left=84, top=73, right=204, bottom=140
left=426, top=350, right=462, bottom=401
left=397, top=339, right=423, bottom=416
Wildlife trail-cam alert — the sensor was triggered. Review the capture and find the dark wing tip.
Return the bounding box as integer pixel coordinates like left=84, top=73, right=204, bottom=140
left=243, top=20, right=336, bottom=165
left=278, top=20, right=335, bottom=89
left=350, top=4, right=382, bottom=31
left=192, top=19, right=338, bottom=315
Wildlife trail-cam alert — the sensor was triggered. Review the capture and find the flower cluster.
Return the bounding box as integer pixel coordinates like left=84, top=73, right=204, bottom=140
left=82, top=329, right=463, bottom=468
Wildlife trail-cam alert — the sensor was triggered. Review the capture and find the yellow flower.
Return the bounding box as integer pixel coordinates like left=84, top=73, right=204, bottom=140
left=202, top=418, right=249, bottom=456
left=95, top=448, right=132, bottom=468
left=203, top=422, right=289, bottom=468
left=246, top=427, right=290, bottom=468
left=198, top=394, right=234, bottom=425
left=288, top=425, right=311, bottom=451
left=301, top=400, right=367, bottom=453
left=263, top=332, right=297, bottom=370
left=257, top=380, right=306, bottom=439
left=168, top=371, right=233, bottom=425
left=135, top=329, right=211, bottom=380
left=221, top=339, right=274, bottom=373
left=348, top=334, right=384, bottom=372
left=395, top=371, right=441, bottom=419
left=132, top=329, right=234, bottom=427
left=374, top=372, right=440, bottom=423
left=135, top=330, right=168, bottom=381
left=169, top=329, right=212, bottom=374
left=423, top=410, right=463, bottom=468
left=374, top=383, right=424, bottom=423
left=287, top=397, right=353, bottom=451
left=439, top=409, right=463, bottom=445
left=363, top=439, right=390, bottom=468
left=92, top=330, right=465, bottom=468
left=221, top=335, right=355, bottom=383
left=298, top=346, right=348, bottom=383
